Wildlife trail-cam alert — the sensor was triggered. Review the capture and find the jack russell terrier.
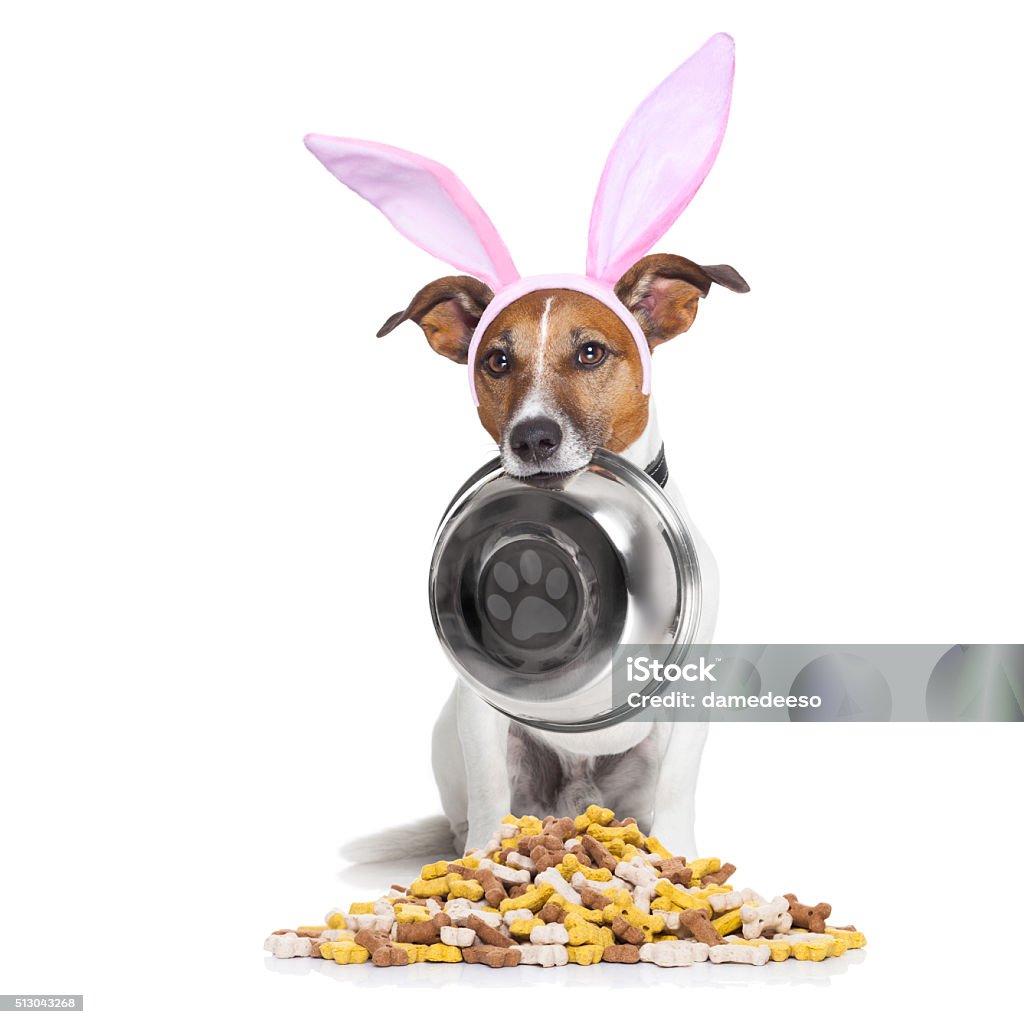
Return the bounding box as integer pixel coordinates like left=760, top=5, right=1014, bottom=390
left=306, top=33, right=747, bottom=859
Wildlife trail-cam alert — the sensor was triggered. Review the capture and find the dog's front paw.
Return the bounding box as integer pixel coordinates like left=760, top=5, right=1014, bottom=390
left=482, top=544, right=577, bottom=645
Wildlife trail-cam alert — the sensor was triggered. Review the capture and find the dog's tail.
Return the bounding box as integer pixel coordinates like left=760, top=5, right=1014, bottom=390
left=339, top=815, right=458, bottom=864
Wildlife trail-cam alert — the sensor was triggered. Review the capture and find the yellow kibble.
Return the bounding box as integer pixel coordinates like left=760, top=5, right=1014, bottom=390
left=731, top=938, right=792, bottom=962
left=826, top=927, right=867, bottom=949
left=597, top=926, right=615, bottom=948
left=347, top=901, right=375, bottom=915
left=420, top=860, right=450, bottom=880
left=712, top=908, right=743, bottom=936
left=394, top=904, right=431, bottom=923
left=409, top=876, right=449, bottom=899
left=424, top=942, right=463, bottom=963
left=686, top=857, right=721, bottom=881
left=791, top=939, right=832, bottom=962
left=585, top=805, right=615, bottom=825
left=586, top=823, right=643, bottom=845
left=450, top=856, right=479, bottom=870
left=649, top=897, right=675, bottom=912
left=567, top=943, right=604, bottom=965
left=325, top=912, right=346, bottom=930
left=500, top=838, right=518, bottom=849
left=644, top=835, right=673, bottom=859
left=564, top=912, right=602, bottom=946
left=446, top=875, right=485, bottom=901
left=328, top=940, right=369, bottom=965
left=501, top=814, right=518, bottom=824
left=517, top=815, right=543, bottom=835
left=393, top=942, right=429, bottom=963
left=499, top=883, right=554, bottom=914
left=509, top=917, right=543, bottom=938
left=547, top=893, right=604, bottom=923
left=653, top=879, right=711, bottom=911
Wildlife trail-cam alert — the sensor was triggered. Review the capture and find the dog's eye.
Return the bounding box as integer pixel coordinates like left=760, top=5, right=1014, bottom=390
left=484, top=350, right=511, bottom=376
left=576, top=342, right=607, bottom=368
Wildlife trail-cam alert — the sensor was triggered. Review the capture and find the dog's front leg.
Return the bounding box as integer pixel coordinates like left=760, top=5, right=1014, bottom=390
left=650, top=720, right=709, bottom=860
left=456, top=680, right=512, bottom=854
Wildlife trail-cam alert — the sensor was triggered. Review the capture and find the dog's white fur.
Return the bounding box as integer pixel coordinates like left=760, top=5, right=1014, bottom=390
left=431, top=401, right=716, bottom=857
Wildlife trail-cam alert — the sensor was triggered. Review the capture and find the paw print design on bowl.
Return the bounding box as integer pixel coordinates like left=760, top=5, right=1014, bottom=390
left=480, top=541, right=580, bottom=649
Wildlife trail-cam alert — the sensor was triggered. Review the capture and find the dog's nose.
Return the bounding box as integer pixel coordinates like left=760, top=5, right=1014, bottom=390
left=509, top=416, right=563, bottom=463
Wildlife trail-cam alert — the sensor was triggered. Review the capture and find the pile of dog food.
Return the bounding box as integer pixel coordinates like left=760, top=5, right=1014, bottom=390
left=264, top=807, right=866, bottom=968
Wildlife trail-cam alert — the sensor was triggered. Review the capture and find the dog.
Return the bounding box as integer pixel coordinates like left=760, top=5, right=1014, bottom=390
left=307, top=33, right=746, bottom=861
left=375, top=256, right=747, bottom=858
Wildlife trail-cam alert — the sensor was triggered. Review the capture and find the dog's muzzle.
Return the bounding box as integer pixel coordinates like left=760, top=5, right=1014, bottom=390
left=429, top=449, right=702, bottom=732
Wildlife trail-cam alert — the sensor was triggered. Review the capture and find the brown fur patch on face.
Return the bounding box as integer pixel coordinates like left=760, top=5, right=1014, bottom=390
left=474, top=289, right=649, bottom=455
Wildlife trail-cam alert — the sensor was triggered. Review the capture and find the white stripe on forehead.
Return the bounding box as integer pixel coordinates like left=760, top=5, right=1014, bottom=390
left=537, top=295, right=554, bottom=369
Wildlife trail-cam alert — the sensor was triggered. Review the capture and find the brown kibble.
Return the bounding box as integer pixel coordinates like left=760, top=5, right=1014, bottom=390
left=467, top=913, right=515, bottom=948
left=354, top=928, right=391, bottom=953
left=785, top=894, right=832, bottom=933
left=701, top=863, right=736, bottom=887
left=581, top=835, right=617, bottom=871
left=611, top=915, right=645, bottom=945
left=390, top=884, right=408, bottom=893
left=579, top=886, right=612, bottom=911
left=603, top=943, right=640, bottom=963
left=392, top=896, right=428, bottom=906
left=678, top=908, right=725, bottom=946
left=508, top=884, right=528, bottom=898
left=531, top=847, right=567, bottom=872
left=477, top=869, right=507, bottom=908
left=542, top=817, right=576, bottom=842
left=608, top=817, right=637, bottom=828
left=518, top=834, right=563, bottom=855
left=372, top=945, right=410, bottom=967
left=463, top=944, right=522, bottom=967
left=538, top=902, right=566, bottom=924
left=658, top=857, right=693, bottom=887
left=393, top=913, right=450, bottom=944
left=295, top=927, right=323, bottom=938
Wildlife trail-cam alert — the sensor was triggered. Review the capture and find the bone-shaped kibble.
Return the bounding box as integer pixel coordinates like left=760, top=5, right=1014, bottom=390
left=467, top=913, right=515, bottom=948
left=438, top=925, right=476, bottom=948
left=615, top=857, right=659, bottom=888
left=394, top=912, right=450, bottom=944
left=354, top=927, right=410, bottom=967
left=708, top=887, right=763, bottom=915
left=708, top=942, right=770, bottom=965
left=741, top=896, right=793, bottom=939
left=530, top=923, right=570, bottom=945
left=567, top=943, right=604, bottom=965
left=538, top=902, right=566, bottom=924
left=677, top=908, right=725, bottom=946
left=639, top=940, right=701, bottom=967
left=518, top=943, right=568, bottom=967
left=479, top=859, right=532, bottom=886
left=632, top=885, right=655, bottom=913
left=784, top=893, right=832, bottom=933
left=611, top=914, right=646, bottom=945
left=534, top=866, right=580, bottom=903
left=603, top=943, right=641, bottom=963
left=505, top=852, right=536, bottom=873
left=462, top=944, right=521, bottom=968
left=701, top=863, right=737, bottom=887
left=503, top=908, right=533, bottom=924
left=264, top=932, right=314, bottom=958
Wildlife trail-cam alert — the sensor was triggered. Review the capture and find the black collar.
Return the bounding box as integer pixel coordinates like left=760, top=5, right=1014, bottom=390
left=644, top=444, right=669, bottom=488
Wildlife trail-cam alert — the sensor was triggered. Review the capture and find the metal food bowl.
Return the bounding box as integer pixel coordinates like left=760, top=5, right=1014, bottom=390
left=429, top=449, right=704, bottom=731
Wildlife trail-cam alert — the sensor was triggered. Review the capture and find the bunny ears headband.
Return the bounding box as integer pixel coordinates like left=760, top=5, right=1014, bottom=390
left=305, top=32, right=735, bottom=404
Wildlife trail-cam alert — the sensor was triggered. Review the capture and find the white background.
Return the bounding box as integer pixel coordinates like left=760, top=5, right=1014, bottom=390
left=1, top=1, right=1021, bottom=1018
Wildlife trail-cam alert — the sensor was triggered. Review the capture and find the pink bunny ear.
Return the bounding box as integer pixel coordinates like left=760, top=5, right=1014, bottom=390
left=586, top=33, right=735, bottom=285
left=304, top=135, right=519, bottom=292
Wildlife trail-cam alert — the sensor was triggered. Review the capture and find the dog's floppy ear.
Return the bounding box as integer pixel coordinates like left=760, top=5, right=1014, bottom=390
left=376, top=276, right=494, bottom=364
left=614, top=253, right=748, bottom=349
